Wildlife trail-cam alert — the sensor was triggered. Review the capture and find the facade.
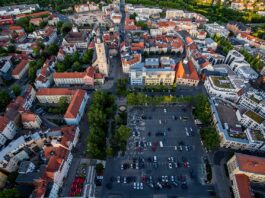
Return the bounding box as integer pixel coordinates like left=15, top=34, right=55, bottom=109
left=226, top=22, right=251, bottom=35
left=93, top=36, right=109, bottom=76
left=0, top=4, right=39, bottom=16
left=0, top=56, right=13, bottom=80
left=121, top=53, right=142, bottom=74
left=130, top=57, right=176, bottom=86
left=0, top=116, right=17, bottom=142
left=62, top=27, right=88, bottom=49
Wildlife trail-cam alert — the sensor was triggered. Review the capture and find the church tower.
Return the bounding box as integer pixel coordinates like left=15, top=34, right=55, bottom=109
left=93, top=33, right=109, bottom=77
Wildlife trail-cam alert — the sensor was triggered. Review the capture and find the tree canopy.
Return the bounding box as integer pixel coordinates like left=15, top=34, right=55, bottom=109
left=0, top=188, right=19, bottom=198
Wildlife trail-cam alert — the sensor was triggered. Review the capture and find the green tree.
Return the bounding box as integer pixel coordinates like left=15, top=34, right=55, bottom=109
left=28, top=61, right=37, bottom=83
left=0, top=188, right=19, bottom=198
left=193, top=94, right=211, bottom=124
left=82, top=49, right=94, bottom=64
left=200, top=127, right=220, bottom=150
left=61, top=22, right=72, bottom=35
left=0, top=91, right=10, bottom=112
left=58, top=96, right=69, bottom=114
left=47, top=43, right=59, bottom=56
left=11, top=84, right=21, bottom=96
left=72, top=61, right=82, bottom=72
left=95, top=163, right=104, bottom=174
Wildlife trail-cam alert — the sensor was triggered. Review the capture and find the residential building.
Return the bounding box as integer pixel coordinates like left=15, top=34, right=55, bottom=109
left=21, top=112, right=42, bottom=129
left=64, top=89, right=89, bottom=125
left=0, top=4, right=39, bottom=16
left=12, top=59, right=29, bottom=79
left=166, top=10, right=185, bottom=19
left=62, top=27, right=88, bottom=49
left=36, top=88, right=75, bottom=104
left=74, top=4, right=89, bottom=12
left=204, top=75, right=245, bottom=102
left=227, top=22, right=251, bottom=35
left=121, top=53, right=142, bottom=73
left=204, top=22, right=230, bottom=38
left=0, top=116, right=17, bottom=144
left=210, top=99, right=265, bottom=151
left=236, top=110, right=265, bottom=130
left=0, top=56, right=13, bottom=80
left=93, top=35, right=109, bottom=76
left=227, top=153, right=265, bottom=198
left=53, top=66, right=105, bottom=87
left=175, top=59, right=199, bottom=86
left=230, top=2, right=245, bottom=11
left=129, top=57, right=176, bottom=86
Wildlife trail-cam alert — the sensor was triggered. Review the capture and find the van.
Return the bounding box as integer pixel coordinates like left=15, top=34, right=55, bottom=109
left=159, top=141, right=163, bottom=148
left=153, top=156, right=157, bottom=163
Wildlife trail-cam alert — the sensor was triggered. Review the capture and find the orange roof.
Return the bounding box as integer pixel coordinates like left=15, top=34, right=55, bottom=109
left=186, top=37, right=193, bottom=44
left=64, top=89, right=86, bottom=119
left=0, top=116, right=9, bottom=131
left=234, top=174, right=253, bottom=198
left=36, top=88, right=75, bottom=96
left=21, top=112, right=38, bottom=123
left=236, top=153, right=265, bottom=175
left=9, top=25, right=23, bottom=31
left=12, top=59, right=29, bottom=76
left=60, top=126, right=77, bottom=147
left=53, top=72, right=86, bottom=79
left=175, top=60, right=199, bottom=81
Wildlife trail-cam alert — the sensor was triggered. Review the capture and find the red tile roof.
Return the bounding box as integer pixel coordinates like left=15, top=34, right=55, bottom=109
left=0, top=116, right=9, bottom=131
left=234, top=174, right=253, bottom=198
left=21, top=112, right=38, bottom=123
left=175, top=60, right=199, bottom=81
left=64, top=89, right=86, bottom=119
left=236, top=153, right=265, bottom=175
left=53, top=72, right=86, bottom=79
left=12, top=59, right=29, bottom=76
left=36, top=88, right=75, bottom=96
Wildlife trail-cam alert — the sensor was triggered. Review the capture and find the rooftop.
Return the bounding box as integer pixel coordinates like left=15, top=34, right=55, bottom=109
left=210, top=76, right=233, bottom=89
left=245, top=111, right=265, bottom=124
left=236, top=153, right=265, bottom=175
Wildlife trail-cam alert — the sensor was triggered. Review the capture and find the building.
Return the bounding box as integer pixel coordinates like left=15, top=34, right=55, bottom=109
left=129, top=57, right=176, bottom=86
left=230, top=2, right=245, bottom=11
left=236, top=110, right=265, bottom=130
left=62, top=27, right=88, bottom=49
left=74, top=4, right=89, bottom=12
left=12, top=59, right=29, bottom=79
left=64, top=89, right=89, bottom=125
left=0, top=4, right=39, bottom=16
left=227, top=22, right=251, bottom=35
left=166, top=10, right=185, bottom=19
left=21, top=112, right=42, bottom=129
left=210, top=99, right=265, bottom=151
left=121, top=53, right=142, bottom=74
left=0, top=116, right=17, bottom=146
left=0, top=56, right=13, bottom=80
left=227, top=153, right=265, bottom=198
left=36, top=88, right=88, bottom=125
left=53, top=66, right=105, bottom=87
left=175, top=59, right=199, bottom=86
left=204, top=75, right=245, bottom=102
left=204, top=22, right=230, bottom=38
left=93, top=35, right=109, bottom=76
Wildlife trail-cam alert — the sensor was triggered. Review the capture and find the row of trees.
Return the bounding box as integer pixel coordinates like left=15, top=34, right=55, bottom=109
left=132, top=84, right=178, bottom=93
left=116, top=78, right=129, bottom=97
left=240, top=49, right=264, bottom=71
left=212, top=34, right=233, bottom=55
left=192, top=94, right=220, bottom=150
left=126, top=93, right=192, bottom=106
left=86, top=91, right=116, bottom=159
left=55, top=49, right=93, bottom=72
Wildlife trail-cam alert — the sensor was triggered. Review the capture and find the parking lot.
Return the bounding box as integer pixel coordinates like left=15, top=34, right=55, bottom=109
left=102, top=105, right=215, bottom=198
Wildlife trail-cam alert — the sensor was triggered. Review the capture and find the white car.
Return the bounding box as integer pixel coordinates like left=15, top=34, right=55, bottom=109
left=136, top=183, right=140, bottom=189
left=186, top=131, right=190, bottom=136
left=164, top=108, right=167, bottom=113
left=162, top=176, right=165, bottom=182
left=171, top=176, right=175, bottom=182
left=190, top=127, right=193, bottom=131
left=140, top=183, right=143, bottom=189
left=169, top=163, right=173, bottom=169
left=117, top=176, right=121, bottom=183
left=133, top=182, right=136, bottom=189
left=123, top=177, right=127, bottom=183
left=174, top=146, right=178, bottom=150
left=179, top=145, right=183, bottom=151
left=121, top=164, right=124, bottom=170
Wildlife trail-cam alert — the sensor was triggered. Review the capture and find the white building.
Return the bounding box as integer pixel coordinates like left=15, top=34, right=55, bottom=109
left=0, top=116, right=17, bottom=144
left=165, top=10, right=185, bottom=19
left=204, top=75, right=245, bottom=102
left=64, top=90, right=89, bottom=125
left=204, top=22, right=230, bottom=38
left=0, top=4, right=39, bottom=16
left=236, top=110, right=265, bottom=130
